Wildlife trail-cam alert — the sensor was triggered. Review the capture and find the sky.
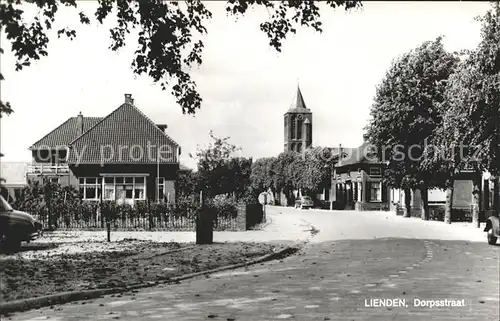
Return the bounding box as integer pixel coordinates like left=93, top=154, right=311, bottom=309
left=0, top=1, right=493, bottom=170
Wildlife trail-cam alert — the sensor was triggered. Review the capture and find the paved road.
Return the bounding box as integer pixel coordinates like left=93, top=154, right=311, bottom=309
left=7, top=207, right=500, bottom=321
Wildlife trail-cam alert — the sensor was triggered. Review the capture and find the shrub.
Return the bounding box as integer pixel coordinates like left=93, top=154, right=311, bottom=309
left=135, top=200, right=148, bottom=217
left=80, top=202, right=98, bottom=223
left=240, top=187, right=259, bottom=205
left=116, top=203, right=133, bottom=223
left=150, top=202, right=171, bottom=219
left=207, top=194, right=238, bottom=219
left=99, top=201, right=120, bottom=227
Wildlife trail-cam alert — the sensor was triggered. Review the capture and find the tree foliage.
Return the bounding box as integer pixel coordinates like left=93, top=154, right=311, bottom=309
left=442, top=3, right=500, bottom=177
left=191, top=130, right=251, bottom=199
left=250, top=147, right=339, bottom=202
left=367, top=37, right=459, bottom=191
left=0, top=0, right=361, bottom=114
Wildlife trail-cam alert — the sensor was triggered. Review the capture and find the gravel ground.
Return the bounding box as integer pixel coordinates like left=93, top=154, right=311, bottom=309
left=0, top=241, right=287, bottom=302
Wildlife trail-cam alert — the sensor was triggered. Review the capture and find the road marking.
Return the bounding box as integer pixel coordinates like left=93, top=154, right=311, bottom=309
left=389, top=275, right=399, bottom=278
left=305, top=305, right=320, bottom=308
left=405, top=266, right=414, bottom=270
left=365, top=284, right=377, bottom=287
left=378, top=279, right=389, bottom=282
left=350, top=290, right=361, bottom=294
left=276, top=314, right=294, bottom=319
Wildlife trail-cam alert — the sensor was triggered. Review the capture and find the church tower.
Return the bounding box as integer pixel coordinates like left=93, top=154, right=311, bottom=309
left=284, top=86, right=312, bottom=153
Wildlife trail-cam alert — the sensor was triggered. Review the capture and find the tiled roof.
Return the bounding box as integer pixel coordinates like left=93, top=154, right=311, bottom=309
left=286, top=86, right=311, bottom=114
left=1, top=162, right=28, bottom=185
left=30, top=117, right=103, bottom=149
left=67, top=103, right=179, bottom=164
left=335, top=141, right=383, bottom=168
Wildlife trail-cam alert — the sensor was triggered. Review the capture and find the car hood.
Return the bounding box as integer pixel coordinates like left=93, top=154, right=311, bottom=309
left=7, top=210, right=37, bottom=224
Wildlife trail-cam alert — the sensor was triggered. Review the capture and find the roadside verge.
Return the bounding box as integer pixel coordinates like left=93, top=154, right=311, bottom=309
left=0, top=228, right=316, bottom=315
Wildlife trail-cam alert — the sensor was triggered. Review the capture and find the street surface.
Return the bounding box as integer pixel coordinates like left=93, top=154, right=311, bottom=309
left=7, top=206, right=500, bottom=321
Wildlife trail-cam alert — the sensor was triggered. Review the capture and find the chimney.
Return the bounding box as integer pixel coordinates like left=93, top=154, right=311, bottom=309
left=76, top=112, right=84, bottom=136
left=124, top=93, right=134, bottom=105
left=156, top=124, right=168, bottom=133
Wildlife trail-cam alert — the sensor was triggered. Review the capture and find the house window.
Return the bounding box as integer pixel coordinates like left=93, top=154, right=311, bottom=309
left=49, top=177, right=59, bottom=184
left=134, top=177, right=145, bottom=199
left=369, top=167, right=382, bottom=177
left=102, top=176, right=146, bottom=202
left=368, top=182, right=382, bottom=202
left=79, top=177, right=102, bottom=200
left=157, top=177, right=165, bottom=202
left=104, top=177, right=115, bottom=201
left=14, top=188, right=22, bottom=200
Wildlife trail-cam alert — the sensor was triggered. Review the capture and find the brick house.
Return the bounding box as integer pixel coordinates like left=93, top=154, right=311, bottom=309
left=331, top=136, right=390, bottom=211
left=27, top=94, right=184, bottom=205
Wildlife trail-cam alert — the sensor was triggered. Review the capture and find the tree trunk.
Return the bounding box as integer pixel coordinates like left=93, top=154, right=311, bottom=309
left=494, top=176, right=499, bottom=217
left=403, top=188, right=411, bottom=218
left=472, top=177, right=481, bottom=228
left=444, top=180, right=454, bottom=224
left=420, top=186, right=429, bottom=220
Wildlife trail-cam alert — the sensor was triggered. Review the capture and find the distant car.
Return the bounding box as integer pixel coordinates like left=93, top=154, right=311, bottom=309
left=0, top=194, right=42, bottom=249
left=295, top=196, right=314, bottom=209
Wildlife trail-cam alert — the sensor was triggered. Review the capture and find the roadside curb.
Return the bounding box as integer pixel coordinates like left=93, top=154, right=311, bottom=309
left=0, top=232, right=315, bottom=315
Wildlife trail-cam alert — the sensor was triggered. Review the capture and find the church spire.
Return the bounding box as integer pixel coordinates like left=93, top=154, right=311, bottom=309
left=289, top=85, right=309, bottom=111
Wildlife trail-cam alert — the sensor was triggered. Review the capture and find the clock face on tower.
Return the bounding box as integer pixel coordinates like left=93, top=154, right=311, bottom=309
left=297, top=114, right=303, bottom=120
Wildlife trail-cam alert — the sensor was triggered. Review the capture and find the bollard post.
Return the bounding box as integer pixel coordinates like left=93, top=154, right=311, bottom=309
left=107, top=221, right=111, bottom=242
left=196, top=190, right=213, bottom=245
left=102, top=202, right=111, bottom=242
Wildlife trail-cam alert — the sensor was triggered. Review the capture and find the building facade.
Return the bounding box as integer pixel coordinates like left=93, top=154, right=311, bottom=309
left=0, top=162, right=28, bottom=202
left=332, top=136, right=390, bottom=211
left=284, top=86, right=312, bottom=153
left=27, top=94, right=183, bottom=205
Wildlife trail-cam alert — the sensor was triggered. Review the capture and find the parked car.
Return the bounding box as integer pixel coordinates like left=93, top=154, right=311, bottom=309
left=484, top=215, right=500, bottom=245
left=0, top=194, right=42, bottom=249
left=295, top=196, right=314, bottom=209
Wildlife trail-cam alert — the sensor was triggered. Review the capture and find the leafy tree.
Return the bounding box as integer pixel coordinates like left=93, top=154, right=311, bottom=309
left=191, top=130, right=252, bottom=199
left=0, top=0, right=361, bottom=114
left=226, top=157, right=253, bottom=199
left=250, top=147, right=339, bottom=206
left=366, top=37, right=459, bottom=220
left=175, top=169, right=199, bottom=201
left=250, top=152, right=299, bottom=206
left=301, top=146, right=336, bottom=194
left=442, top=3, right=500, bottom=222
left=249, top=157, right=274, bottom=192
